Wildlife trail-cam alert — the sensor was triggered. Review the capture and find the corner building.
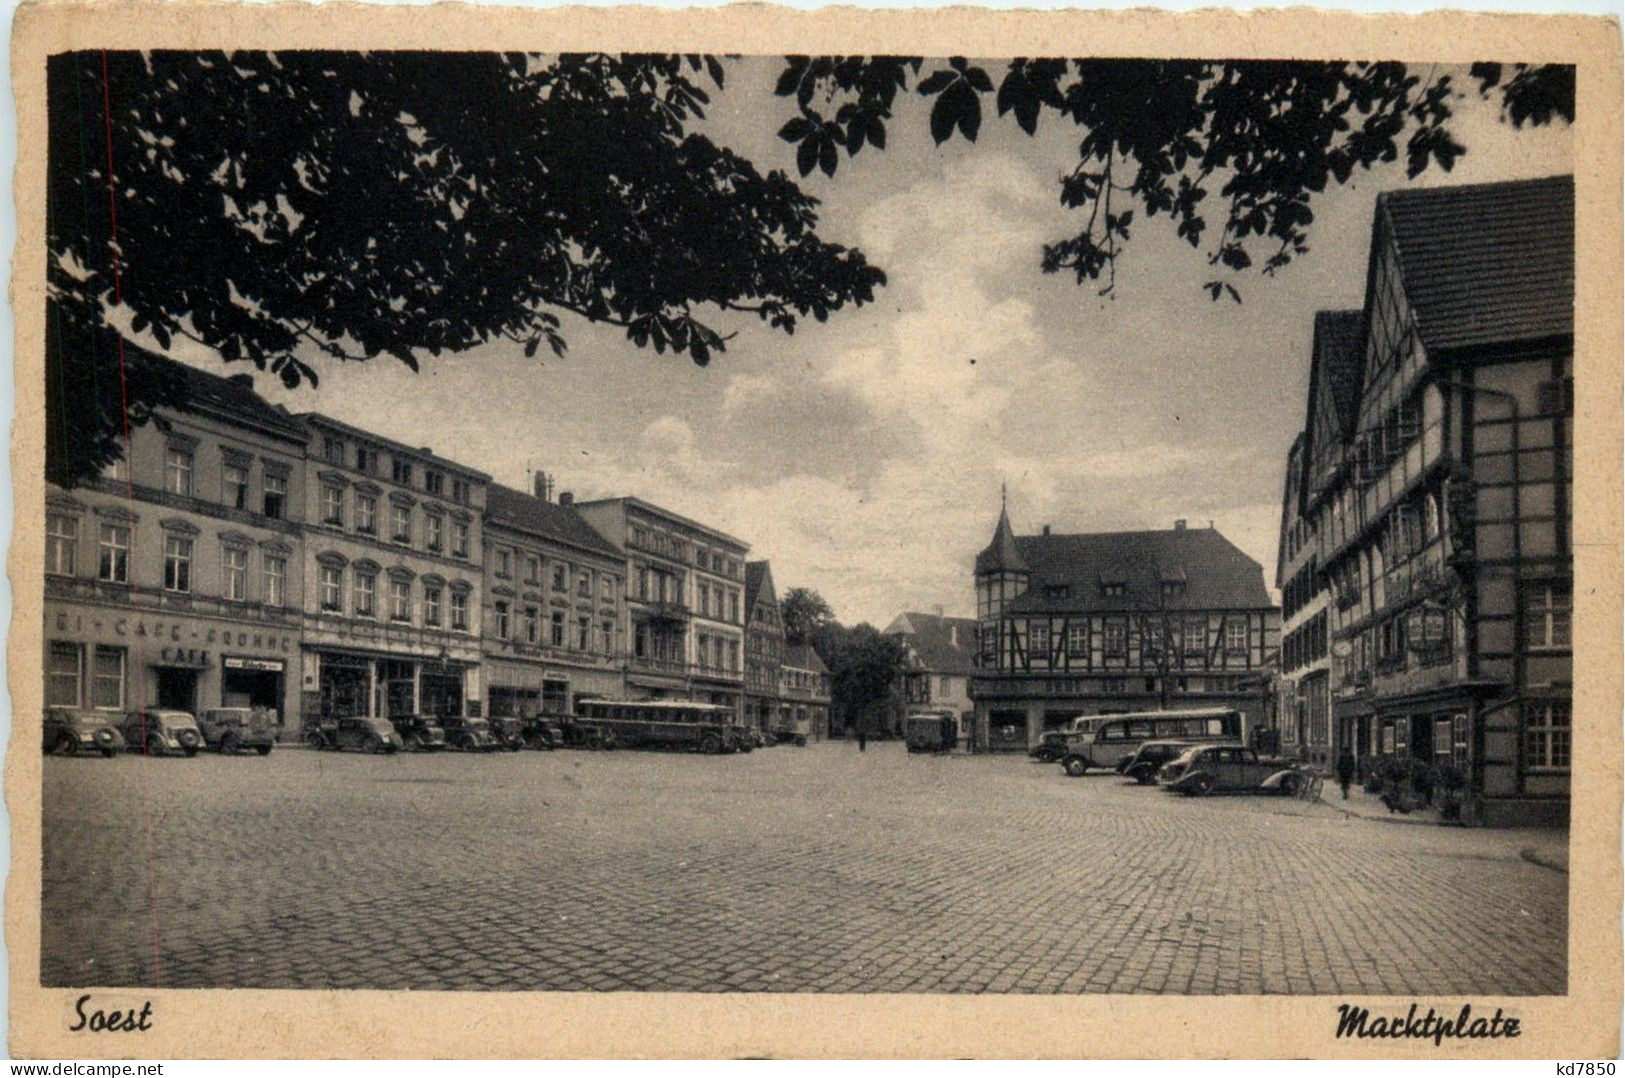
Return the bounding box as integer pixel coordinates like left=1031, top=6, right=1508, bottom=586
left=971, top=509, right=1281, bottom=752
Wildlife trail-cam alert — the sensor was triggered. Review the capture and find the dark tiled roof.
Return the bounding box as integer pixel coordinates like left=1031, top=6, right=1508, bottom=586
left=1000, top=526, right=1273, bottom=615
left=136, top=342, right=306, bottom=442
left=486, top=484, right=622, bottom=558
left=974, top=507, right=1028, bottom=574
left=1380, top=174, right=1574, bottom=353
left=783, top=642, right=827, bottom=674
left=745, top=560, right=773, bottom=610
left=887, top=611, right=979, bottom=676
left=1313, top=309, right=1366, bottom=442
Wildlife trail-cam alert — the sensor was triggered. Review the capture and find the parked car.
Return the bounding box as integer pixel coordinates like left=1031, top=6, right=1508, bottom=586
left=1157, top=743, right=1310, bottom=796
left=489, top=715, right=526, bottom=752
left=389, top=714, right=448, bottom=752
left=1029, top=731, right=1071, bottom=763
left=1117, top=740, right=1195, bottom=785
left=520, top=715, right=565, bottom=750
left=43, top=708, right=124, bottom=757
left=305, top=716, right=403, bottom=754
left=120, top=709, right=203, bottom=757
left=440, top=715, right=502, bottom=752
left=904, top=710, right=958, bottom=753
left=196, top=707, right=277, bottom=756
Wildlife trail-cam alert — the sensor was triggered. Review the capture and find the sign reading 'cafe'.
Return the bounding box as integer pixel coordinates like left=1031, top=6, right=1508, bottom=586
left=50, top=610, right=296, bottom=656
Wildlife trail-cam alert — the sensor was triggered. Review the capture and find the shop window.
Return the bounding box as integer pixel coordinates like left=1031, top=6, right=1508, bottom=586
left=47, top=641, right=81, bottom=707
left=163, top=535, right=193, bottom=593
left=165, top=447, right=193, bottom=496
left=248, top=472, right=280, bottom=522
left=322, top=484, right=345, bottom=527
left=390, top=579, right=411, bottom=622
left=356, top=494, right=377, bottom=535
left=450, top=590, right=469, bottom=631
left=91, top=646, right=125, bottom=710
left=320, top=565, right=344, bottom=612
left=1523, top=584, right=1572, bottom=650
left=224, top=460, right=249, bottom=510
left=1524, top=700, right=1571, bottom=770
left=354, top=570, right=376, bottom=618
left=423, top=586, right=442, bottom=626
left=263, top=555, right=286, bottom=608
left=425, top=512, right=442, bottom=552
left=98, top=523, right=129, bottom=584
left=46, top=513, right=77, bottom=575
left=222, top=546, right=249, bottom=602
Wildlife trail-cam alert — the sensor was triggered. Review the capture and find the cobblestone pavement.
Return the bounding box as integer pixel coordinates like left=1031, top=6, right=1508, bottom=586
left=41, top=741, right=1566, bottom=994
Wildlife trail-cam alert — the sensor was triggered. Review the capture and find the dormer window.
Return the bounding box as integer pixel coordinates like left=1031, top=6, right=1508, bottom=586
left=1161, top=581, right=1186, bottom=599
left=1044, top=584, right=1070, bottom=601
left=1099, top=582, right=1126, bottom=598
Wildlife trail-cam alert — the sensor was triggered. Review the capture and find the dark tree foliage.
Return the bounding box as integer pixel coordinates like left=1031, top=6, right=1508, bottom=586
left=811, top=622, right=909, bottom=734
left=774, top=57, right=1574, bottom=300
left=46, top=50, right=885, bottom=486
left=780, top=586, right=836, bottom=645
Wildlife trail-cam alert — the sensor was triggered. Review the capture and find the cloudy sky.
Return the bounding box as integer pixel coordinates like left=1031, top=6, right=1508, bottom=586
left=158, top=58, right=1571, bottom=627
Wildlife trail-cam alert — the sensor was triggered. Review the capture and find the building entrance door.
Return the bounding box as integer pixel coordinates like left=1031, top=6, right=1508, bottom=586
left=155, top=667, right=198, bottom=710
left=1410, top=715, right=1433, bottom=760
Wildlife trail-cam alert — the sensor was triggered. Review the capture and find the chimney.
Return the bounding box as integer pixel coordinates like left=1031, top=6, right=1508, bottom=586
left=1042, top=524, right=1052, bottom=536
left=1174, top=519, right=1187, bottom=531
left=559, top=491, right=573, bottom=506
left=533, top=471, right=550, bottom=501
left=950, top=624, right=959, bottom=647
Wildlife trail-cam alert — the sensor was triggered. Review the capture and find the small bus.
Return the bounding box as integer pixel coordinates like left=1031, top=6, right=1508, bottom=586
left=1061, top=707, right=1244, bottom=776
left=573, top=699, right=743, bottom=753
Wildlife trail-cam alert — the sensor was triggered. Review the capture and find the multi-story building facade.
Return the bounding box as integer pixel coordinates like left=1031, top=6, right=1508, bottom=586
left=885, top=610, right=978, bottom=745
left=971, top=509, right=1281, bottom=752
left=743, top=561, right=784, bottom=732
left=779, top=642, right=831, bottom=740
left=481, top=478, right=626, bottom=717
left=45, top=349, right=308, bottom=735
left=296, top=414, right=488, bottom=722
left=573, top=496, right=749, bottom=712
left=1312, top=175, right=1573, bottom=826
left=1275, top=310, right=1365, bottom=766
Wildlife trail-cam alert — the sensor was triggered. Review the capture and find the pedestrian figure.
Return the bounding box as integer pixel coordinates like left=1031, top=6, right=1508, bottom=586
left=1336, top=747, right=1355, bottom=801
left=858, top=730, right=867, bottom=752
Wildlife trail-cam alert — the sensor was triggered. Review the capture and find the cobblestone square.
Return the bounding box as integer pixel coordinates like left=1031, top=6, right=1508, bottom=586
left=42, top=743, right=1567, bottom=994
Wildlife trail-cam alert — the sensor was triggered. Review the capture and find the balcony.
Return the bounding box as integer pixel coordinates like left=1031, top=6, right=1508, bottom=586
left=629, top=654, right=688, bottom=675
left=637, top=599, right=691, bottom=624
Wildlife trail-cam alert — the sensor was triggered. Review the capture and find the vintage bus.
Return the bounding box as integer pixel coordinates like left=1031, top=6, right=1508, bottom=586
left=572, top=699, right=745, bottom=754
left=1060, top=707, right=1245, bottom=776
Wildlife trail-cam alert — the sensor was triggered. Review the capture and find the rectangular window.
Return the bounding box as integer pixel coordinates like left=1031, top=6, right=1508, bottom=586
left=551, top=610, right=565, bottom=647
left=1103, top=619, right=1127, bottom=658
left=1225, top=618, right=1247, bottom=655
left=604, top=620, right=617, bottom=655
left=391, top=458, right=412, bottom=485
left=1100, top=582, right=1125, bottom=597
left=91, top=646, right=125, bottom=709
left=450, top=590, right=468, bottom=630
left=728, top=638, right=739, bottom=672
left=494, top=601, right=510, bottom=639
left=97, top=523, right=129, bottom=583
left=390, top=579, right=411, bottom=622
left=638, top=568, right=650, bottom=600
left=392, top=504, right=412, bottom=545
left=46, top=513, right=77, bottom=575
left=1066, top=622, right=1088, bottom=658
left=577, top=570, right=591, bottom=597
left=224, top=461, right=249, bottom=510
left=165, top=448, right=194, bottom=496
left=451, top=478, right=470, bottom=505
left=527, top=555, right=541, bottom=585
left=223, top=546, right=248, bottom=601
left=262, top=472, right=286, bottom=519
left=322, top=484, right=345, bottom=527
left=1184, top=617, right=1207, bottom=658
left=163, top=535, right=193, bottom=592
left=424, top=586, right=442, bottom=626
left=1523, top=584, right=1572, bottom=650
left=698, top=582, right=710, bottom=617
left=425, top=512, right=442, bottom=552
left=320, top=566, right=343, bottom=611
left=525, top=606, right=539, bottom=645
left=728, top=590, right=739, bottom=623
left=452, top=521, right=469, bottom=558
left=495, top=548, right=511, bottom=578
left=577, top=616, right=591, bottom=650
left=323, top=436, right=345, bottom=465
left=47, top=641, right=81, bottom=707
left=263, top=555, right=286, bottom=608
left=356, top=494, right=377, bottom=535
left=1030, top=620, right=1050, bottom=657
left=425, top=470, right=443, bottom=496
left=355, top=446, right=376, bottom=474
left=354, top=571, right=376, bottom=617
left=1524, top=700, right=1572, bottom=770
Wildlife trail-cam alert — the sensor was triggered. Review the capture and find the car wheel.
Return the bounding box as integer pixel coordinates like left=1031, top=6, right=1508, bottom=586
left=1279, top=773, right=1303, bottom=797
left=182, top=745, right=199, bottom=758
left=700, top=734, right=723, bottom=755
left=303, top=730, right=326, bottom=750
left=57, top=733, right=79, bottom=757
left=1187, top=773, right=1216, bottom=796
left=220, top=732, right=240, bottom=755
left=1133, top=766, right=1156, bottom=786
left=408, top=733, right=425, bottom=752
left=255, top=744, right=273, bottom=757
left=1063, top=755, right=1089, bottom=777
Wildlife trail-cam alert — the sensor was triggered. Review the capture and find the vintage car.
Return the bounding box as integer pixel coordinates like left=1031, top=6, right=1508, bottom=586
left=1117, top=740, right=1195, bottom=785
left=43, top=708, right=125, bottom=757
left=120, top=709, right=204, bottom=757
left=769, top=723, right=809, bottom=747
left=1157, top=743, right=1311, bottom=796
left=440, top=715, right=502, bottom=752
left=196, top=707, right=277, bottom=756
left=904, top=710, right=959, bottom=753
left=520, top=715, right=565, bottom=750
left=304, top=716, right=403, bottom=754
left=389, top=714, right=448, bottom=752
left=488, top=715, right=527, bottom=752
left=1029, top=730, right=1072, bottom=763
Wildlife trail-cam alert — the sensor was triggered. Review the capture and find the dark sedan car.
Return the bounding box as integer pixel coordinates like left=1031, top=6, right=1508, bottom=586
left=306, top=716, right=403, bottom=754
left=43, top=708, right=124, bottom=757
left=1117, top=740, right=1196, bottom=785
left=489, top=715, right=526, bottom=752
left=120, top=709, right=203, bottom=757
left=1158, top=743, right=1312, bottom=796
left=389, top=714, right=448, bottom=752
left=440, top=715, right=502, bottom=752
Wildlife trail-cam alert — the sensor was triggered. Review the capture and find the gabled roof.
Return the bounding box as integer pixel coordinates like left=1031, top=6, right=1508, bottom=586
left=1000, top=526, right=1273, bottom=615
left=1310, top=309, right=1366, bottom=443
left=745, top=560, right=776, bottom=611
left=137, top=343, right=306, bottom=443
left=1379, top=174, right=1574, bottom=353
left=885, top=611, right=979, bottom=676
left=783, top=642, right=828, bottom=675
left=975, top=506, right=1029, bottom=574
left=485, top=483, right=622, bottom=559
